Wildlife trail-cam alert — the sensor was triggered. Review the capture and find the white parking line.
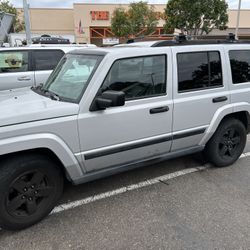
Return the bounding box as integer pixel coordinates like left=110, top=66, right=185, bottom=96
left=240, top=152, right=250, bottom=158
left=0, top=153, right=249, bottom=231
left=51, top=166, right=208, bottom=215
left=51, top=152, right=250, bottom=215
left=0, top=153, right=248, bottom=231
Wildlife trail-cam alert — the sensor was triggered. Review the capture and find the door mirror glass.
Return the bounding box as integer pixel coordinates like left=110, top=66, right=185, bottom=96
left=91, top=90, right=125, bottom=111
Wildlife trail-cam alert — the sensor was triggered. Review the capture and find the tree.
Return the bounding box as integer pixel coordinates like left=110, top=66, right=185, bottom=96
left=0, top=0, right=24, bottom=32
left=164, top=0, right=228, bottom=36
left=111, top=8, right=131, bottom=38
left=128, top=1, right=158, bottom=36
left=111, top=1, right=158, bottom=38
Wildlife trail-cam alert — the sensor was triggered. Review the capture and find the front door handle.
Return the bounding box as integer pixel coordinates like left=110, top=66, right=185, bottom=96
left=150, top=106, right=169, bottom=114
left=213, top=96, right=228, bottom=103
left=17, top=76, right=31, bottom=81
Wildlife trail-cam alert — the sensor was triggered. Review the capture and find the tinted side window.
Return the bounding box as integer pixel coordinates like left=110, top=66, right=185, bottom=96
left=178, top=51, right=223, bottom=92
left=229, top=50, right=250, bottom=84
left=0, top=51, right=29, bottom=73
left=209, top=52, right=223, bottom=86
left=34, top=50, right=64, bottom=71
left=102, top=55, right=166, bottom=100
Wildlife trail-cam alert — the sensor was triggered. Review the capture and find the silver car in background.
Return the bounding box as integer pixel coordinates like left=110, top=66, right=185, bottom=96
left=0, top=44, right=96, bottom=90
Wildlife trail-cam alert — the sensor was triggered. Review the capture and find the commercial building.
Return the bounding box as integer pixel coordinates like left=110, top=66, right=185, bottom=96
left=17, top=3, right=250, bottom=45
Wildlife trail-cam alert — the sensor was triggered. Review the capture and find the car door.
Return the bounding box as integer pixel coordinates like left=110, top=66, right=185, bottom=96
left=78, top=51, right=173, bottom=172
left=0, top=50, right=34, bottom=90
left=171, top=46, right=230, bottom=151
left=32, top=49, right=65, bottom=85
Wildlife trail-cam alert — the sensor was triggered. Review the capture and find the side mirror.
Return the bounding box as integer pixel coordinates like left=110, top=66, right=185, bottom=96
left=90, top=90, right=125, bottom=111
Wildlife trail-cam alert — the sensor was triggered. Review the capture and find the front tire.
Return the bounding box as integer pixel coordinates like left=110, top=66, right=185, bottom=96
left=204, top=118, right=247, bottom=167
left=0, top=154, right=63, bottom=231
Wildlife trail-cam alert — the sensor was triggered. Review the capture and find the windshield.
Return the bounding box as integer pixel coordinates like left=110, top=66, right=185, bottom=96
left=42, top=54, right=102, bottom=102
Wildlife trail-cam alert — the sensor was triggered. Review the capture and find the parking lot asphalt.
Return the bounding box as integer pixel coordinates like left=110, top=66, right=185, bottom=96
left=1, top=141, right=250, bottom=250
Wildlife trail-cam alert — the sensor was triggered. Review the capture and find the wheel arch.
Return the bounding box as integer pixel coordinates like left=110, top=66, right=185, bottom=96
left=0, top=133, right=84, bottom=182
left=221, top=111, right=250, bottom=132
left=0, top=148, right=69, bottom=181
left=200, top=103, right=250, bottom=146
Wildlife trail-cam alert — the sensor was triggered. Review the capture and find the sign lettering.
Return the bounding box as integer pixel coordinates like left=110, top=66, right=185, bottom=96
left=90, top=11, right=109, bottom=21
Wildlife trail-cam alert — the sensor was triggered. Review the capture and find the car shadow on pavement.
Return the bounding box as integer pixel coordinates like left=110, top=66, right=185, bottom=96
left=60, top=153, right=207, bottom=206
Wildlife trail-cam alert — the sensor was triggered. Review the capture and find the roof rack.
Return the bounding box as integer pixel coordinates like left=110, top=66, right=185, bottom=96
left=175, top=33, right=187, bottom=43
left=32, top=35, right=70, bottom=44
left=124, top=33, right=249, bottom=47
left=227, top=33, right=236, bottom=42
left=126, top=34, right=174, bottom=44
left=28, top=44, right=96, bottom=48
left=152, top=33, right=250, bottom=47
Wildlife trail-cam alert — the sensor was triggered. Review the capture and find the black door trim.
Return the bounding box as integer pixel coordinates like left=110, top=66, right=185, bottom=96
left=85, top=135, right=172, bottom=160
left=173, top=128, right=206, bottom=140
left=84, top=127, right=206, bottom=160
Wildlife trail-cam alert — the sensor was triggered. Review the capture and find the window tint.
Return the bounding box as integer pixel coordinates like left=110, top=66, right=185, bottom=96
left=0, top=51, right=29, bottom=73
left=102, top=55, right=166, bottom=100
left=34, top=50, right=64, bottom=71
left=178, top=51, right=223, bottom=92
left=229, top=50, right=250, bottom=84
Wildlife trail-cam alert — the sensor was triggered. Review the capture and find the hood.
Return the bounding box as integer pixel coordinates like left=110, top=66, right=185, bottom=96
left=0, top=87, right=79, bottom=127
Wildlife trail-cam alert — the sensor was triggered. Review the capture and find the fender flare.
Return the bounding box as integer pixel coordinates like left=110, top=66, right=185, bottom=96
left=200, top=102, right=250, bottom=146
left=0, top=133, right=84, bottom=181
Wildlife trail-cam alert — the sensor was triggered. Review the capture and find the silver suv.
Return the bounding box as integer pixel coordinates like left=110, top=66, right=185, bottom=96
left=0, top=44, right=96, bottom=91
left=0, top=41, right=250, bottom=230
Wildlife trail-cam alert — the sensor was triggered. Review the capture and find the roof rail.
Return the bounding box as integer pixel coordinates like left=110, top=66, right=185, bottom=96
left=152, top=33, right=250, bottom=47
left=175, top=33, right=238, bottom=43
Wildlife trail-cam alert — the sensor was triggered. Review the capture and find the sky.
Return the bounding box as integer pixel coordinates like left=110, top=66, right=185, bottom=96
left=8, top=0, right=250, bottom=9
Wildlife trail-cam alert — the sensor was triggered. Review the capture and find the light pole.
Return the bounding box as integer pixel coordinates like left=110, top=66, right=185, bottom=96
left=235, top=0, right=242, bottom=40
left=23, top=0, right=32, bottom=44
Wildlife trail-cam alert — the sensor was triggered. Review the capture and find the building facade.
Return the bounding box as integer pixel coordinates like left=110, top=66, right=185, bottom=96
left=17, top=3, right=250, bottom=45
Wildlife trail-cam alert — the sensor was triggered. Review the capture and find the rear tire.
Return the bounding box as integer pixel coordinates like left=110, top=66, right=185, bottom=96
left=0, top=154, right=63, bottom=231
left=204, top=118, right=247, bottom=167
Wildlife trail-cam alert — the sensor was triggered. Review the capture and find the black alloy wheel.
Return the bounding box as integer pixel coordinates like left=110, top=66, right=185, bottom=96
left=218, top=128, right=241, bottom=160
left=6, top=170, right=54, bottom=218
left=204, top=118, right=247, bottom=167
left=0, top=154, right=63, bottom=231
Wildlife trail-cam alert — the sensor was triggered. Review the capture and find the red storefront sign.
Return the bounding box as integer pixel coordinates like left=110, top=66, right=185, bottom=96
left=90, top=11, right=109, bottom=21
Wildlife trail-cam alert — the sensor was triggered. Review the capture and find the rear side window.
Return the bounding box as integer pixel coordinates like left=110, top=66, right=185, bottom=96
left=101, top=55, right=167, bottom=100
left=33, top=50, right=64, bottom=71
left=178, top=51, right=223, bottom=92
left=0, top=51, right=29, bottom=73
left=229, top=50, right=250, bottom=84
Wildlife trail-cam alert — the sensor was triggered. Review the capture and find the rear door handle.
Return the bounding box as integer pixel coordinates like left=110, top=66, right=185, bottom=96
left=213, top=96, right=228, bottom=103
left=18, top=76, right=31, bottom=81
left=150, top=106, right=169, bottom=114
